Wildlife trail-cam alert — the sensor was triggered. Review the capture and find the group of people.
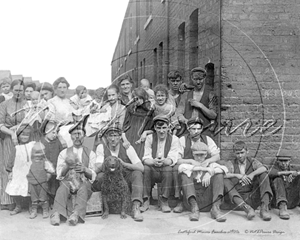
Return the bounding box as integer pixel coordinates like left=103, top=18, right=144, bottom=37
left=0, top=67, right=299, bottom=227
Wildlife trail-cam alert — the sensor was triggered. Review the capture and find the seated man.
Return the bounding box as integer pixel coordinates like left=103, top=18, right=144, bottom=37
left=269, top=152, right=300, bottom=220
left=141, top=115, right=181, bottom=213
left=224, top=141, right=273, bottom=221
left=50, top=121, right=98, bottom=226
left=175, top=118, right=227, bottom=222
left=92, top=126, right=144, bottom=221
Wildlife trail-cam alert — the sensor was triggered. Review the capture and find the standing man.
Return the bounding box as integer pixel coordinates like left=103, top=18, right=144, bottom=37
left=141, top=115, right=181, bottom=213
left=50, top=121, right=98, bottom=226
left=93, top=126, right=144, bottom=222
left=224, top=141, right=273, bottom=221
left=118, top=74, right=133, bottom=105
left=177, top=67, right=217, bottom=135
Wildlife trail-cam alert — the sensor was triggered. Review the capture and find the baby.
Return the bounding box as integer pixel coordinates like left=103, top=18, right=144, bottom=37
left=140, top=79, right=155, bottom=101
left=64, top=150, right=84, bottom=194
left=0, top=77, right=13, bottom=101
left=23, top=91, right=48, bottom=126
left=70, top=85, right=93, bottom=115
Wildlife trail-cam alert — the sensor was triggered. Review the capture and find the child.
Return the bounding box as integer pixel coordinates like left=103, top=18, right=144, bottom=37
left=22, top=91, right=48, bottom=141
left=70, top=85, right=93, bottom=115
left=100, top=84, right=126, bottom=129
left=5, top=125, right=35, bottom=216
left=40, top=120, right=65, bottom=206
left=153, top=84, right=179, bottom=130
left=0, top=77, right=13, bottom=101
left=26, top=142, right=55, bottom=219
left=140, top=79, right=155, bottom=102
left=24, top=82, right=36, bottom=101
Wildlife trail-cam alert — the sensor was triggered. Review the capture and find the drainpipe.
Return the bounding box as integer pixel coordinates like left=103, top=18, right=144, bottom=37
left=218, top=0, right=222, bottom=148
left=165, top=0, right=170, bottom=86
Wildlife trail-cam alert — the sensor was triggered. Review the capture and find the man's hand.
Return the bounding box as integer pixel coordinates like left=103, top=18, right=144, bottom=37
left=154, top=158, right=163, bottom=167
left=122, top=139, right=131, bottom=150
left=287, top=174, right=294, bottom=183
left=135, top=132, right=148, bottom=145
left=189, top=99, right=204, bottom=109
left=240, top=175, right=252, bottom=185
left=74, top=163, right=86, bottom=173
left=202, top=173, right=211, bottom=187
left=162, top=158, right=172, bottom=166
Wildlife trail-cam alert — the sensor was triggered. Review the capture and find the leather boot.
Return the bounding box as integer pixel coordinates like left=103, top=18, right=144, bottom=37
left=173, top=200, right=183, bottom=213
left=189, top=197, right=199, bottom=221
left=42, top=201, right=49, bottom=219
left=241, top=203, right=255, bottom=220
left=160, top=196, right=171, bottom=213
left=278, top=201, right=289, bottom=220
left=132, top=201, right=143, bottom=222
left=210, top=204, right=226, bottom=222
left=30, top=204, right=38, bottom=219
left=140, top=198, right=150, bottom=212
left=260, top=202, right=271, bottom=221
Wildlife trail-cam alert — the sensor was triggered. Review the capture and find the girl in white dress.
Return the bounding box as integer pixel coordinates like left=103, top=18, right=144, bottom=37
left=5, top=125, right=35, bottom=215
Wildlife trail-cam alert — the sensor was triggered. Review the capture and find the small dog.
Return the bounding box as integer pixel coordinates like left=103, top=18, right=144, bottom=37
left=65, top=151, right=84, bottom=194
left=101, top=156, right=131, bottom=219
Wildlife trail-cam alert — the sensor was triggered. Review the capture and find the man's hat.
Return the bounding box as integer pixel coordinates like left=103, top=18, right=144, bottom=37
left=68, top=114, right=89, bottom=134
left=104, top=126, right=122, bottom=135
left=276, top=149, right=292, bottom=161
left=153, top=115, right=170, bottom=125
left=191, top=141, right=208, bottom=154
left=187, top=117, right=204, bottom=127
left=191, top=67, right=206, bottom=74
left=38, top=82, right=54, bottom=93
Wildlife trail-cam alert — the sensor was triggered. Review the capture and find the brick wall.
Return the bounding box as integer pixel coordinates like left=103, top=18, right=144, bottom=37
left=220, top=0, right=300, bottom=164
left=112, top=0, right=300, bottom=164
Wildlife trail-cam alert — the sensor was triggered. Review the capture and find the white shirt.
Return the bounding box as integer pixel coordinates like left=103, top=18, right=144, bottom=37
left=179, top=135, right=220, bottom=158
left=142, top=134, right=181, bottom=166
left=47, top=96, right=74, bottom=122
left=56, top=147, right=98, bottom=182
left=96, top=144, right=141, bottom=165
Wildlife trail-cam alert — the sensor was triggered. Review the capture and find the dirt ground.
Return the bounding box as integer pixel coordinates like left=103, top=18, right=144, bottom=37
left=0, top=205, right=300, bottom=240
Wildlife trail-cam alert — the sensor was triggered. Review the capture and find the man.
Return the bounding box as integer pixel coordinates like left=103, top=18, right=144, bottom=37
left=174, top=118, right=226, bottom=222
left=141, top=115, right=181, bottom=213
left=177, top=67, right=217, bottom=136
left=50, top=120, right=98, bottom=226
left=224, top=140, right=273, bottom=221
left=93, top=126, right=144, bottom=221
left=269, top=152, right=300, bottom=220
left=118, top=74, right=133, bottom=105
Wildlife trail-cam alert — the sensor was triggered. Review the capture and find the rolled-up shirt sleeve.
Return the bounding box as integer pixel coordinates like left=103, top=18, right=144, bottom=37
left=251, top=158, right=266, bottom=170
left=207, top=136, right=220, bottom=157
left=126, top=146, right=141, bottom=164
left=95, top=144, right=104, bottom=164
left=167, top=135, right=181, bottom=166
left=56, top=149, right=67, bottom=180
left=88, top=151, right=97, bottom=182
left=142, top=135, right=153, bottom=162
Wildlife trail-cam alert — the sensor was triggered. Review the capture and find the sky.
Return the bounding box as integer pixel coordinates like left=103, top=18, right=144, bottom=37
left=0, top=0, right=129, bottom=89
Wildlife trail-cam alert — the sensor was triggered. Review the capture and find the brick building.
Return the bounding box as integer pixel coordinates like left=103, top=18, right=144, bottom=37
left=111, top=0, right=300, bottom=164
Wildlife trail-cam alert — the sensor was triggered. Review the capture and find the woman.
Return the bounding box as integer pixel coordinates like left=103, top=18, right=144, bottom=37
left=122, top=87, right=154, bottom=159
left=0, top=79, right=27, bottom=210
left=47, top=77, right=75, bottom=147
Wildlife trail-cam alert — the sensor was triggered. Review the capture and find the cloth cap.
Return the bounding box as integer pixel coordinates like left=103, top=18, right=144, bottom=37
left=153, top=115, right=170, bottom=125
left=104, top=126, right=122, bottom=136
left=276, top=149, right=292, bottom=161
left=191, top=141, right=208, bottom=154
left=187, top=117, right=204, bottom=127
left=40, top=119, right=59, bottom=135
